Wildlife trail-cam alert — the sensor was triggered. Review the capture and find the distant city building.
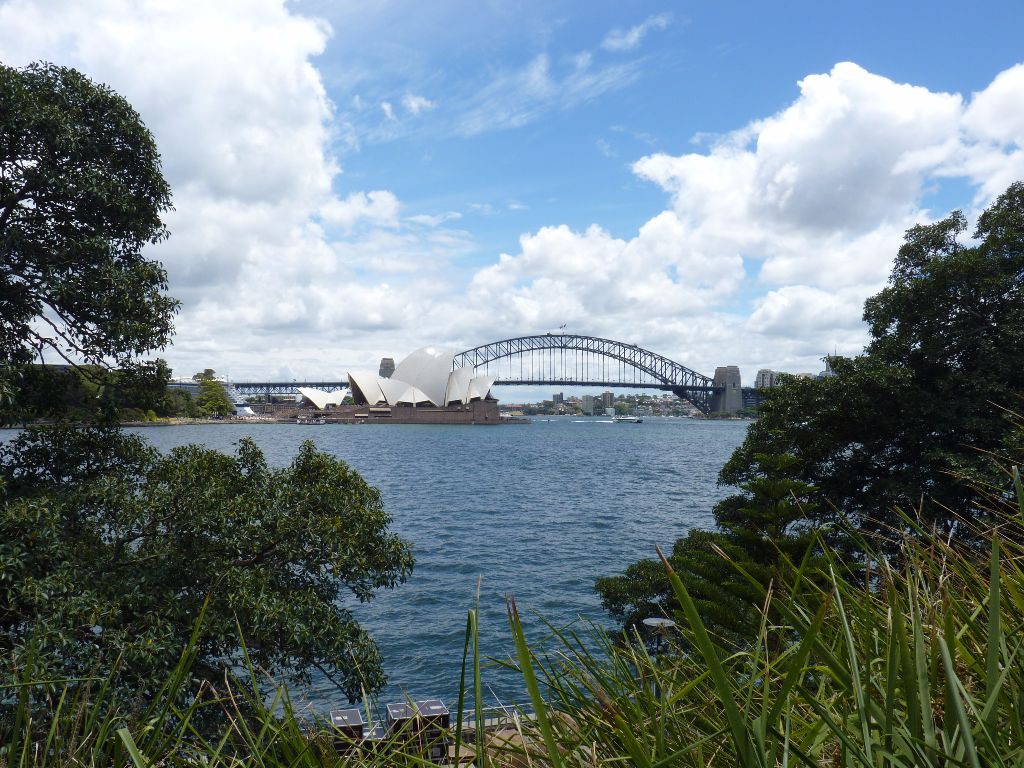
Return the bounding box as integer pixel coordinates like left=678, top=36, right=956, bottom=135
left=818, top=357, right=838, bottom=379
left=755, top=369, right=779, bottom=389
left=601, top=391, right=614, bottom=408
left=378, top=357, right=395, bottom=378
left=582, top=394, right=596, bottom=415
left=552, top=392, right=564, bottom=404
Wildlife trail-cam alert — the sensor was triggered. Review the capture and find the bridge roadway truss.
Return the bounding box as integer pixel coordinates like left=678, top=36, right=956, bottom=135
left=232, top=381, right=347, bottom=397
left=452, top=334, right=721, bottom=414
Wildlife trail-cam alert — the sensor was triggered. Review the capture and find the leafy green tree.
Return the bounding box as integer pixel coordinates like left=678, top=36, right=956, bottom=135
left=0, top=426, right=413, bottom=704
left=197, top=377, right=234, bottom=417
left=598, top=181, right=1024, bottom=638
left=0, top=62, right=413, bottom=716
left=0, top=62, right=177, bottom=377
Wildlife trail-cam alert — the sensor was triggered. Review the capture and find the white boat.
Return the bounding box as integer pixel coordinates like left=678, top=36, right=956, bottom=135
left=613, top=415, right=643, bottom=423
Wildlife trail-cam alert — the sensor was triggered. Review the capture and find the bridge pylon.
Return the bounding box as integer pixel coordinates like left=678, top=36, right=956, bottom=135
left=710, top=366, right=744, bottom=413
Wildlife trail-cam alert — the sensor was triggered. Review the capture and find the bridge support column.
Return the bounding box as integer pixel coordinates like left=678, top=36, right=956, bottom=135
left=710, top=366, right=743, bottom=414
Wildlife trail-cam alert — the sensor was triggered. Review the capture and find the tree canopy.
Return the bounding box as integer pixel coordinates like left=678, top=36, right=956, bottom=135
left=0, top=62, right=177, bottom=374
left=0, top=63, right=413, bottom=710
left=597, top=181, right=1024, bottom=640
left=0, top=426, right=413, bottom=703
left=197, top=376, right=234, bottom=417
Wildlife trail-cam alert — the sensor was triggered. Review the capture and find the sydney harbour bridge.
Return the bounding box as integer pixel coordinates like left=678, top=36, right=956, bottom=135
left=232, top=333, right=747, bottom=414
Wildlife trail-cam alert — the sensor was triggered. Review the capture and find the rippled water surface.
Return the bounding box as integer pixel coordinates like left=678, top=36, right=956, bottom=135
left=7, top=417, right=749, bottom=710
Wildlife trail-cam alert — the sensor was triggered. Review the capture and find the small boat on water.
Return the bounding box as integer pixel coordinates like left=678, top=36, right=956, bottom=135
left=613, top=415, right=643, bottom=423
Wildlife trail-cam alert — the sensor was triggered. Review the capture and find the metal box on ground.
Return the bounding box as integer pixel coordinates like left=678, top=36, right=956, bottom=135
left=329, top=707, right=365, bottom=753
left=416, top=699, right=451, bottom=763
left=386, top=702, right=418, bottom=737
left=362, top=724, right=388, bottom=754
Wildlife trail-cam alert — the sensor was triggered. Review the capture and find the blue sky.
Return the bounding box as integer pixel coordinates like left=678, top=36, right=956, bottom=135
left=1, top=1, right=1023, bottom=395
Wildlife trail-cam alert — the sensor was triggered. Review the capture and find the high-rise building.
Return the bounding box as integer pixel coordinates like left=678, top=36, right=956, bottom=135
left=552, top=392, right=564, bottom=404
left=378, top=357, right=395, bottom=378
left=601, top=391, right=614, bottom=408
left=582, top=394, right=595, bottom=415
left=755, top=369, right=778, bottom=388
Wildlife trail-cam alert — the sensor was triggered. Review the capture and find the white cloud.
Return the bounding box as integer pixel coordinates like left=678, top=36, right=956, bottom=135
left=402, top=92, right=434, bottom=115
left=630, top=61, right=966, bottom=300
left=595, top=137, right=616, bottom=157
left=456, top=52, right=640, bottom=136
left=601, top=13, right=671, bottom=52
left=380, top=100, right=396, bottom=120
left=409, top=211, right=463, bottom=227
left=320, top=190, right=400, bottom=229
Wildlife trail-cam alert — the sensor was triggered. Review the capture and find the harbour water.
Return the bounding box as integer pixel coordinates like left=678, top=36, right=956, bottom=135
left=7, top=416, right=749, bottom=711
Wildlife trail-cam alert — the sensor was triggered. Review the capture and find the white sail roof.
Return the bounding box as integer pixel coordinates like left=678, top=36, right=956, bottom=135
left=347, top=347, right=496, bottom=407
left=377, top=377, right=409, bottom=406
left=468, top=375, right=495, bottom=401
left=392, top=347, right=455, bottom=407
left=297, top=387, right=348, bottom=410
left=347, top=371, right=385, bottom=405
left=445, top=366, right=474, bottom=405
left=395, top=385, right=433, bottom=405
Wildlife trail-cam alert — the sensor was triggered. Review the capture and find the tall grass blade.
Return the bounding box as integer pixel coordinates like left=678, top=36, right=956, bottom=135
left=656, top=546, right=758, bottom=768
left=507, top=595, right=565, bottom=768
left=117, top=727, right=149, bottom=768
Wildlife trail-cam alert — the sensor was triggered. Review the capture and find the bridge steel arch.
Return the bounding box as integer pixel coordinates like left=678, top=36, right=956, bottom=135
left=452, top=334, right=722, bottom=414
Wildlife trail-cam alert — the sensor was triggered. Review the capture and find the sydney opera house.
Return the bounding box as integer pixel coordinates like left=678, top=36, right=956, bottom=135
left=300, top=347, right=503, bottom=424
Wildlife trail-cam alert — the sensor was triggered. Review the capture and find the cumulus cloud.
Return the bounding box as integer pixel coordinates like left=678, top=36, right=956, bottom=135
left=601, top=13, right=671, bottom=52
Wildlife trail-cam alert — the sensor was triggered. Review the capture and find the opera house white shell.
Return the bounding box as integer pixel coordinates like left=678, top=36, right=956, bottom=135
left=297, top=387, right=348, bottom=410
left=348, top=347, right=495, bottom=407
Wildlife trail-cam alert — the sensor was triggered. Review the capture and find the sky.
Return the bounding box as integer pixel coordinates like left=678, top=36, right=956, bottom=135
left=2, top=0, right=1023, bottom=398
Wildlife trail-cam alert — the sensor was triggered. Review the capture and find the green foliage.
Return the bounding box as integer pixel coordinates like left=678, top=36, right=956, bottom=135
left=0, top=62, right=179, bottom=425
left=0, top=62, right=177, bottom=371
left=599, top=181, right=1024, bottom=640
left=0, top=361, right=185, bottom=424
left=0, top=425, right=414, bottom=709
left=197, top=377, right=234, bottom=418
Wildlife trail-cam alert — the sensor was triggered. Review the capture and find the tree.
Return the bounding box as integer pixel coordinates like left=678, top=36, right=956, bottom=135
left=0, top=62, right=413, bottom=713
left=0, top=62, right=177, bottom=375
left=598, top=181, right=1024, bottom=638
left=0, top=426, right=413, bottom=704
left=197, top=377, right=234, bottom=418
